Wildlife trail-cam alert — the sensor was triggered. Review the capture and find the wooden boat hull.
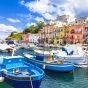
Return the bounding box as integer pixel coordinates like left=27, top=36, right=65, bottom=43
left=25, top=57, right=75, bottom=72
left=4, top=75, right=42, bottom=88
left=1, top=56, right=44, bottom=88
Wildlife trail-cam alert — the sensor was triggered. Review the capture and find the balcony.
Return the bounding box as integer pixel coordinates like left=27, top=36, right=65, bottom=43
left=70, top=29, right=75, bottom=34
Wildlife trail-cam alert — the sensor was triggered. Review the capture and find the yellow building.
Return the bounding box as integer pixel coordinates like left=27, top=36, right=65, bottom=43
left=55, top=25, right=69, bottom=45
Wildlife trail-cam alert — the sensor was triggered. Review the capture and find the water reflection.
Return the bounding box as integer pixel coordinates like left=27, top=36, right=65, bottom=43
left=45, top=70, right=74, bottom=82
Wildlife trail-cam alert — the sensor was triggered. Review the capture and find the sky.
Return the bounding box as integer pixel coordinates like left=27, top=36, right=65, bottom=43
left=0, top=0, right=88, bottom=39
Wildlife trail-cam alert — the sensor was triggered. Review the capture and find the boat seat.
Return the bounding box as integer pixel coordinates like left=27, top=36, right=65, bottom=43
left=5, top=63, right=28, bottom=69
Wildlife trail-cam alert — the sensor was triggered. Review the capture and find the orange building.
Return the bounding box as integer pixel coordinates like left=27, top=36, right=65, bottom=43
left=66, top=24, right=85, bottom=44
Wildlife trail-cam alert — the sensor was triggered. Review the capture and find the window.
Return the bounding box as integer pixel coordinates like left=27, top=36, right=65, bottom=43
left=75, top=28, right=81, bottom=33
left=71, top=29, right=75, bottom=33
left=85, top=27, right=88, bottom=31
left=77, top=35, right=80, bottom=38
left=70, top=35, right=74, bottom=39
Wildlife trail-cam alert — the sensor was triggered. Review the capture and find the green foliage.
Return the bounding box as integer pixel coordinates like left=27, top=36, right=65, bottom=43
left=6, top=32, right=22, bottom=41
left=6, top=21, right=45, bottom=40
left=23, top=25, right=35, bottom=34
left=5, top=37, right=12, bottom=40
left=23, top=21, right=44, bottom=34
left=37, top=21, right=44, bottom=30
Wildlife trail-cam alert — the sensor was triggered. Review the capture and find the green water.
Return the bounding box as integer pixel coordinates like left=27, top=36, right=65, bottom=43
left=1, top=68, right=88, bottom=88
left=40, top=68, right=88, bottom=88
left=0, top=82, right=12, bottom=88
left=0, top=49, right=88, bottom=88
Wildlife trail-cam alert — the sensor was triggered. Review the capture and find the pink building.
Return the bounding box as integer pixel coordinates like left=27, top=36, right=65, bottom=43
left=83, top=25, right=88, bottom=44
left=22, top=34, right=29, bottom=43
left=66, top=24, right=85, bottom=44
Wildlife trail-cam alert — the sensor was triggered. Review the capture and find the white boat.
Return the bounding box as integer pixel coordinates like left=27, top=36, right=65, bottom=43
left=0, top=43, right=13, bottom=53
left=54, top=45, right=87, bottom=67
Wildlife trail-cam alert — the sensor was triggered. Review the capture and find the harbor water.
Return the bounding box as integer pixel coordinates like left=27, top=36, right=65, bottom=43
left=0, top=49, right=88, bottom=88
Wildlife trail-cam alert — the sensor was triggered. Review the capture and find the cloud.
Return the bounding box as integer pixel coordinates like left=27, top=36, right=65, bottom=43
left=7, top=18, right=20, bottom=23
left=20, top=0, right=25, bottom=5
left=42, top=13, right=56, bottom=20
left=17, top=14, right=33, bottom=21
left=24, top=0, right=56, bottom=14
left=20, top=0, right=88, bottom=22
left=35, top=16, right=45, bottom=22
left=0, top=32, right=11, bottom=39
left=0, top=24, right=17, bottom=32
left=0, top=24, right=17, bottom=39
left=20, top=0, right=56, bottom=20
left=26, top=22, right=36, bottom=27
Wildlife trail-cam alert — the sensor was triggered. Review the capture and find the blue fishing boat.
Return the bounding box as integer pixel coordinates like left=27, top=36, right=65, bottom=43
left=24, top=52, right=75, bottom=72
left=1, top=56, right=44, bottom=88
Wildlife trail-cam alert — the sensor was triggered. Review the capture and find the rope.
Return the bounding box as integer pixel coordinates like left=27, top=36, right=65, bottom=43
left=30, top=77, right=33, bottom=88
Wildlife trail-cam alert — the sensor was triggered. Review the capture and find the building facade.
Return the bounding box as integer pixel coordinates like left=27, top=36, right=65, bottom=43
left=21, top=34, right=29, bottom=43
left=39, top=24, right=56, bottom=44
left=56, top=15, right=69, bottom=24
left=28, top=33, right=40, bottom=43
left=75, top=17, right=88, bottom=24
left=83, top=25, right=88, bottom=44
left=66, top=24, right=84, bottom=44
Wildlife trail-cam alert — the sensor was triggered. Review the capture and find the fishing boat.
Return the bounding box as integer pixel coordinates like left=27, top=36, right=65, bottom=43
left=54, top=45, right=87, bottom=67
left=0, top=43, right=13, bottom=53
left=0, top=56, right=44, bottom=88
left=24, top=52, right=75, bottom=72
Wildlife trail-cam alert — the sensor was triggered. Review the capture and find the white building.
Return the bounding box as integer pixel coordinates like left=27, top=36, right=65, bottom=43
left=28, top=34, right=40, bottom=43
left=75, top=17, right=88, bottom=24
left=56, top=15, right=69, bottom=24
left=47, top=15, right=70, bottom=28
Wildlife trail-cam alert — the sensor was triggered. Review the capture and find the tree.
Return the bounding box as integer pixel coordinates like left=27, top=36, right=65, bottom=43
left=6, top=32, right=23, bottom=41
left=23, top=21, right=44, bottom=34
left=37, top=21, right=44, bottom=29
left=23, top=25, right=36, bottom=34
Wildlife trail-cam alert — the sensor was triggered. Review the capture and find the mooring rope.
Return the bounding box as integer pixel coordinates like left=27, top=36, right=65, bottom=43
left=30, top=77, right=33, bottom=88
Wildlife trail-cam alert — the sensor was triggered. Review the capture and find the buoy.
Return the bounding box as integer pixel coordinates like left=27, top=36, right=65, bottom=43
left=43, top=64, right=46, bottom=69
left=0, top=73, right=4, bottom=82
left=0, top=77, right=4, bottom=82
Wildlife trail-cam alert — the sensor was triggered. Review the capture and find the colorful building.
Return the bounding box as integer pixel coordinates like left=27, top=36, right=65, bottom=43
left=28, top=33, right=40, bottom=43
left=21, top=34, right=29, bottom=43
left=66, top=24, right=85, bottom=44
left=39, top=24, right=56, bottom=44
left=55, top=25, right=69, bottom=45
left=83, top=25, right=88, bottom=44
left=75, top=17, right=88, bottom=24
left=22, top=33, right=40, bottom=43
